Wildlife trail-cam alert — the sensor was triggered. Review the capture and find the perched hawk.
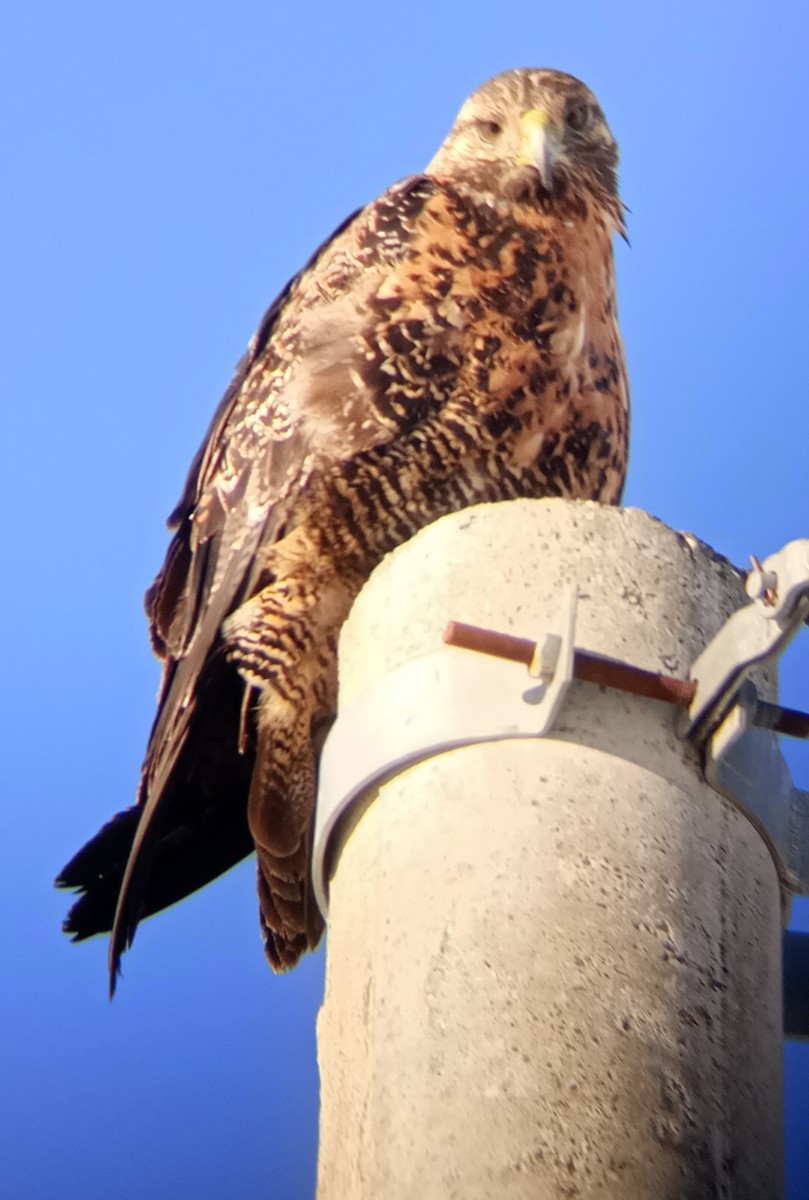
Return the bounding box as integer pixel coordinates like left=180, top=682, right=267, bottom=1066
left=57, top=68, right=629, bottom=992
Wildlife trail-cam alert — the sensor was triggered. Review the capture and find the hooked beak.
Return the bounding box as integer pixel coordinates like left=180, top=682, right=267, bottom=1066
left=518, top=107, right=559, bottom=190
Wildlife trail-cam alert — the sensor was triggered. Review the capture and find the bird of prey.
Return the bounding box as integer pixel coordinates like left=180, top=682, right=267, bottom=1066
left=57, top=68, right=629, bottom=992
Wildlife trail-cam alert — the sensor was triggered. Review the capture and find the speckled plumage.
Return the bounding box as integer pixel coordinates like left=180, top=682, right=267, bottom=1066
left=57, top=68, right=629, bottom=990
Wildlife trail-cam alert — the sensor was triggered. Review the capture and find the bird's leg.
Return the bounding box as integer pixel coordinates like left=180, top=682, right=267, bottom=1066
left=250, top=706, right=321, bottom=971
left=221, top=557, right=353, bottom=969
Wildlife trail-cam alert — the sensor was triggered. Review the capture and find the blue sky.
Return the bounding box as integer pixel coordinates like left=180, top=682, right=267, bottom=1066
left=3, top=2, right=809, bottom=1197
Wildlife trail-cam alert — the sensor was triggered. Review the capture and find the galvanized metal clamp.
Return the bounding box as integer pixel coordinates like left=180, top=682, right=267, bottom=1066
left=683, top=539, right=809, bottom=746
left=680, top=539, right=809, bottom=899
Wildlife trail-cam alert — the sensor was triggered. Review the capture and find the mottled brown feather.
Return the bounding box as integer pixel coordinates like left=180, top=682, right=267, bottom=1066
left=56, top=68, right=629, bottom=991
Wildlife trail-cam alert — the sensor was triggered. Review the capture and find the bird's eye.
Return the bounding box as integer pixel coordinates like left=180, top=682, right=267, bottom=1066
left=565, top=101, right=591, bottom=133
left=476, top=118, right=503, bottom=141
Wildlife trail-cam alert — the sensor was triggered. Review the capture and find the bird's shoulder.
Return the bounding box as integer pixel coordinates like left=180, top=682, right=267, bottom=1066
left=166, top=174, right=443, bottom=524
left=144, top=174, right=448, bottom=657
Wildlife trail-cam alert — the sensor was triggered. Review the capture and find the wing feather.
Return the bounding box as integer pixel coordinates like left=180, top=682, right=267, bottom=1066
left=104, top=181, right=440, bottom=989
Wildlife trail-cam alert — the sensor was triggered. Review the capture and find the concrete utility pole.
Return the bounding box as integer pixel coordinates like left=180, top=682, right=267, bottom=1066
left=315, top=499, right=786, bottom=1200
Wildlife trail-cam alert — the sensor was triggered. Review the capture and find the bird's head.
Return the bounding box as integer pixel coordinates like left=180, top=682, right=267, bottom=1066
left=427, top=68, right=620, bottom=217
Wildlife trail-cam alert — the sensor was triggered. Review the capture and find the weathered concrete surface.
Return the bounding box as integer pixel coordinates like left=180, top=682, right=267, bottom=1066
left=316, top=499, right=783, bottom=1200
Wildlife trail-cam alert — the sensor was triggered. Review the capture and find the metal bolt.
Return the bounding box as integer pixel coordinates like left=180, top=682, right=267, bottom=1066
left=746, top=555, right=778, bottom=606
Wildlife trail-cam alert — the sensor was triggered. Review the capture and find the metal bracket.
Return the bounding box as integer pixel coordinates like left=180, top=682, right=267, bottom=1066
left=677, top=538, right=809, bottom=900
left=705, top=681, right=809, bottom=898
left=311, top=588, right=577, bottom=917
left=683, top=539, right=809, bottom=746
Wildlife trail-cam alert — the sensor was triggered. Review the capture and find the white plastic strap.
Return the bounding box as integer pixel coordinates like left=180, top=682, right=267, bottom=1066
left=312, top=589, right=577, bottom=916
